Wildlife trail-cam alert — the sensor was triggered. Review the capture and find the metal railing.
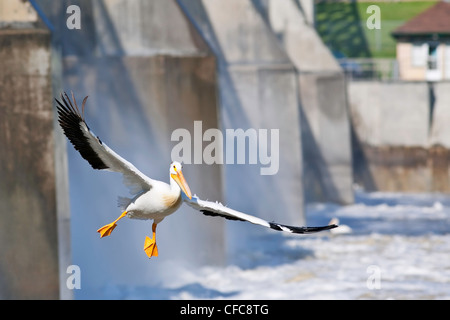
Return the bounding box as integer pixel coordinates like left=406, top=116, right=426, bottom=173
left=338, top=58, right=399, bottom=81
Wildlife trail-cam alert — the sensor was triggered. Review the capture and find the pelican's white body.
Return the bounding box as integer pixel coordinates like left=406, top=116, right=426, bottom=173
left=124, top=178, right=182, bottom=223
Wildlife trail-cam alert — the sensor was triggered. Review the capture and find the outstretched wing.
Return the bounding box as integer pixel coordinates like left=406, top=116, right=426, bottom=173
left=56, top=92, right=154, bottom=195
left=184, top=195, right=337, bottom=234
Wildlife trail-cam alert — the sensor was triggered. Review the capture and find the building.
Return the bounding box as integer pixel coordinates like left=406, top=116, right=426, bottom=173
left=392, top=1, right=450, bottom=81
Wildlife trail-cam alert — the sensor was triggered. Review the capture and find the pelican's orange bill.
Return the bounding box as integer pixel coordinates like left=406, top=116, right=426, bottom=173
left=171, top=170, right=192, bottom=199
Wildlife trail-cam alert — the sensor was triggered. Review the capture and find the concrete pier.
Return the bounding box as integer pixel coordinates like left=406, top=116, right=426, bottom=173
left=179, top=0, right=306, bottom=226
left=264, top=0, right=354, bottom=204
left=37, top=0, right=225, bottom=297
left=0, top=27, right=60, bottom=299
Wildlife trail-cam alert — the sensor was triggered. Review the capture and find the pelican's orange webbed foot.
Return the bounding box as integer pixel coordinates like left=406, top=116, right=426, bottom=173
left=97, top=211, right=127, bottom=238
left=97, top=222, right=118, bottom=237
left=143, top=236, right=158, bottom=258
left=143, top=223, right=158, bottom=258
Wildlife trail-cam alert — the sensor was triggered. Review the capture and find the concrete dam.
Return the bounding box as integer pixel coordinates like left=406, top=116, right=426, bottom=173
left=1, top=0, right=448, bottom=299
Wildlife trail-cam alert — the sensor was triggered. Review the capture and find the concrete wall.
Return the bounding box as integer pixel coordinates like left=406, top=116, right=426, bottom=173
left=348, top=80, right=450, bottom=193
left=298, top=72, right=354, bottom=203
left=264, top=0, right=354, bottom=204
left=430, top=82, right=450, bottom=147
left=93, top=0, right=209, bottom=56
left=349, top=82, right=429, bottom=147
left=0, top=28, right=60, bottom=299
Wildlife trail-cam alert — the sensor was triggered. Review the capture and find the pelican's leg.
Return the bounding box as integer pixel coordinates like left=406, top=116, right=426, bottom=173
left=97, top=211, right=127, bottom=238
left=143, top=222, right=158, bottom=258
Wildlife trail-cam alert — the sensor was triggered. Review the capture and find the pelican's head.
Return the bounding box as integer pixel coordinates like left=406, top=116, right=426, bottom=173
left=170, top=161, right=192, bottom=199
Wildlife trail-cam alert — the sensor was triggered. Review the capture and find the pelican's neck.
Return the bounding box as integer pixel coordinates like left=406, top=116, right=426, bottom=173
left=169, top=175, right=181, bottom=195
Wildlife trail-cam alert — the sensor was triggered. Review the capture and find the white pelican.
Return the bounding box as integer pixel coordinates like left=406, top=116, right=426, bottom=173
left=56, top=92, right=337, bottom=258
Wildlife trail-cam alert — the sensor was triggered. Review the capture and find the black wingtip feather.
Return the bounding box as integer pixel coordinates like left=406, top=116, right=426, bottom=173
left=200, top=205, right=338, bottom=234
left=200, top=210, right=246, bottom=221
left=269, top=222, right=338, bottom=234
left=56, top=92, right=109, bottom=170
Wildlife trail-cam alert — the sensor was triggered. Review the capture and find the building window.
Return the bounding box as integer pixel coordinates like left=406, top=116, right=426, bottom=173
left=411, top=42, right=427, bottom=67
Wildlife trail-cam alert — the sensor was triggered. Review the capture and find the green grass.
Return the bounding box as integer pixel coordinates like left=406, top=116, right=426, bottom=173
left=315, top=1, right=438, bottom=58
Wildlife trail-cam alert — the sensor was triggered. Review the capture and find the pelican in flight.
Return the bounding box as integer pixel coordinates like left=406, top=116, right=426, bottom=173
left=56, top=92, right=337, bottom=258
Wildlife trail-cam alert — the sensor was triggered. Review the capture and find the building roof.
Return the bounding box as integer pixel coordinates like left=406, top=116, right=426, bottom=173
left=392, top=1, right=450, bottom=37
